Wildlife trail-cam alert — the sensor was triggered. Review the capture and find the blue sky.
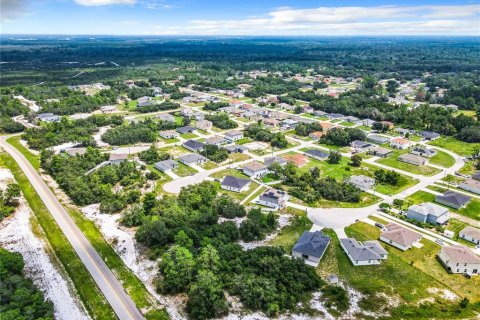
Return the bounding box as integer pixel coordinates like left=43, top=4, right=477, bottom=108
left=1, top=0, right=479, bottom=35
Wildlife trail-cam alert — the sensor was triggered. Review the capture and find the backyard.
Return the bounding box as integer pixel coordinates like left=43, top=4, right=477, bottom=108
left=428, top=137, right=480, bottom=157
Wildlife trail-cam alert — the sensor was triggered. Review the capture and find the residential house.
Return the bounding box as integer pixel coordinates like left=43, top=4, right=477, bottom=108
left=303, top=106, right=314, bottom=114
left=225, top=130, right=244, bottom=142
left=109, top=153, right=128, bottom=165
left=313, top=110, right=328, bottom=117
left=224, top=145, right=247, bottom=154
left=340, top=238, right=388, bottom=266
left=395, top=128, right=411, bottom=137
left=435, top=191, right=471, bottom=209
left=304, top=149, right=329, bottom=161
left=292, top=231, right=331, bottom=267
left=411, top=146, right=437, bottom=158
left=183, top=140, right=205, bottom=152
left=368, top=147, right=393, bottom=158
left=263, top=118, right=280, bottom=127
left=472, top=171, right=480, bottom=182
left=348, top=175, right=375, bottom=191
left=137, top=96, right=153, bottom=107
left=196, top=120, right=212, bottom=131
left=367, top=134, right=391, bottom=145
left=178, top=153, right=208, bottom=166
left=343, top=115, right=360, bottom=123
left=154, top=159, right=178, bottom=173
left=282, top=119, right=298, bottom=129
left=159, top=130, right=179, bottom=139
left=459, top=226, right=480, bottom=245
left=406, top=202, right=450, bottom=225
left=362, top=119, right=376, bottom=127
left=181, top=107, right=193, bottom=117
left=459, top=179, right=480, bottom=195
left=398, top=154, right=427, bottom=166
left=38, top=113, right=60, bottom=123
left=320, top=122, right=334, bottom=132
left=420, top=131, right=441, bottom=141
left=390, top=137, right=412, bottom=150
left=176, top=126, right=196, bottom=134
left=380, top=223, right=422, bottom=251
left=438, top=245, right=480, bottom=275
left=264, top=156, right=288, bottom=167
left=242, top=162, right=269, bottom=178
left=329, top=113, right=344, bottom=120
left=309, top=131, right=324, bottom=140
left=257, top=188, right=289, bottom=209
left=381, top=121, right=394, bottom=129
left=351, top=140, right=374, bottom=153
left=283, top=154, right=308, bottom=167
left=220, top=175, right=251, bottom=193
left=205, top=136, right=227, bottom=146
left=156, top=114, right=176, bottom=123
left=100, top=105, right=117, bottom=114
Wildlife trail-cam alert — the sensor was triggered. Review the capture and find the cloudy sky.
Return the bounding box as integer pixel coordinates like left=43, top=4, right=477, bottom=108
left=1, top=0, right=479, bottom=35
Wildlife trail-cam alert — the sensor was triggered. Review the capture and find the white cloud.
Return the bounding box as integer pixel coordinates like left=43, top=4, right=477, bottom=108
left=1, top=0, right=28, bottom=22
left=175, top=4, right=480, bottom=35
left=74, top=0, right=136, bottom=6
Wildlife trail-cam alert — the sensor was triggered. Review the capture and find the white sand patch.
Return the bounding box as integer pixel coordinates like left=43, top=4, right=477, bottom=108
left=69, top=113, right=92, bottom=120
left=218, top=216, right=247, bottom=228
left=427, top=287, right=458, bottom=301
left=81, top=204, right=185, bottom=319
left=238, top=214, right=291, bottom=250
left=14, top=95, right=40, bottom=112
left=0, top=169, right=89, bottom=320
left=50, top=142, right=76, bottom=154
left=94, top=126, right=111, bottom=148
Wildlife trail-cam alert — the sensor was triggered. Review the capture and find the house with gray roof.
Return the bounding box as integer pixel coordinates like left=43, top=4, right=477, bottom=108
left=109, top=153, right=128, bottom=165
left=64, top=147, right=87, bottom=157
left=159, top=130, right=179, bottom=139
left=398, top=153, right=427, bottom=166
left=38, top=113, right=60, bottom=123
left=183, top=140, right=205, bottom=152
left=156, top=113, right=176, bottom=122
left=472, top=171, right=480, bottom=182
left=459, top=226, right=480, bottom=245
left=257, top=188, right=289, bottom=209
left=154, top=159, right=178, bottom=173
left=459, top=179, right=480, bottom=195
left=220, top=175, right=251, bottom=193
left=406, top=202, right=449, bottom=225
left=367, top=134, right=391, bottom=145
left=224, top=144, right=247, bottom=154
left=243, top=161, right=269, bottom=178
left=176, top=126, right=196, bottom=134
left=348, top=175, right=375, bottom=191
left=411, top=146, right=437, bottom=158
left=350, top=140, right=374, bottom=152
left=224, top=130, right=244, bottom=142
left=205, top=136, right=227, bottom=146
left=292, top=231, right=331, bottom=267
left=178, top=153, right=208, bottom=166
left=435, top=190, right=471, bottom=209
left=368, top=147, right=393, bottom=158
left=264, top=156, right=288, bottom=167
left=420, top=131, right=441, bottom=141
left=340, top=238, right=388, bottom=266
left=304, top=149, right=329, bottom=160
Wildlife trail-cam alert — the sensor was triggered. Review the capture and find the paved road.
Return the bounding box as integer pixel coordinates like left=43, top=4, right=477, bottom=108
left=0, top=136, right=144, bottom=320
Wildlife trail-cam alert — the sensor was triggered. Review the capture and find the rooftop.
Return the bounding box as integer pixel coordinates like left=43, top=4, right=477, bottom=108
left=441, top=245, right=480, bottom=264
left=221, top=175, right=251, bottom=190
left=381, top=223, right=422, bottom=247
left=292, top=231, right=331, bottom=259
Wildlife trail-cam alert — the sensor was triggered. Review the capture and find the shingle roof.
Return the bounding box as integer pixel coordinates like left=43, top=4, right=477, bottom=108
left=292, top=231, right=331, bottom=258
left=176, top=126, right=196, bottom=134
left=183, top=139, right=205, bottom=150
left=178, top=153, right=208, bottom=164
left=225, top=130, right=243, bottom=137
left=435, top=191, right=471, bottom=208
left=109, top=153, right=128, bottom=161
left=154, top=159, right=178, bottom=171
left=221, top=175, right=251, bottom=190
left=205, top=136, right=227, bottom=145
left=340, top=238, right=387, bottom=261
left=441, top=245, right=480, bottom=264
left=460, top=226, right=480, bottom=239
left=381, top=223, right=422, bottom=247
left=305, top=149, right=329, bottom=158
left=421, top=131, right=440, bottom=139
left=408, top=202, right=449, bottom=217
left=264, top=156, right=287, bottom=166
left=243, top=161, right=268, bottom=172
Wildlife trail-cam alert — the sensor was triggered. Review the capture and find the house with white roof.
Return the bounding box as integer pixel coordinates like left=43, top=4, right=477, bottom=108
left=340, top=238, right=388, bottom=266
left=406, top=202, right=449, bottom=225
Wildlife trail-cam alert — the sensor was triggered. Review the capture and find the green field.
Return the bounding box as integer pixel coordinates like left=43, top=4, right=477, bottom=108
left=200, top=161, right=218, bottom=170
left=429, top=149, right=456, bottom=168
left=179, top=133, right=198, bottom=139
left=7, top=136, right=40, bottom=170
left=376, top=156, right=441, bottom=176
left=213, top=180, right=259, bottom=202
left=227, top=152, right=251, bottom=163
left=458, top=161, right=476, bottom=176
left=290, top=190, right=381, bottom=208
left=174, top=162, right=198, bottom=177
left=428, top=136, right=480, bottom=157
left=210, top=168, right=248, bottom=179
left=267, top=210, right=312, bottom=252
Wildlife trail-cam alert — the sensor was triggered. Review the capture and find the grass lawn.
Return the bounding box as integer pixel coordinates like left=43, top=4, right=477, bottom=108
left=235, top=117, right=252, bottom=123
left=376, top=156, right=441, bottom=176
left=149, top=165, right=174, bottom=195
left=428, top=136, right=480, bottom=157
left=374, top=175, right=418, bottom=196
left=173, top=162, right=198, bottom=177
left=0, top=152, right=117, bottom=319
left=268, top=211, right=312, bottom=252
left=235, top=137, right=253, bottom=145
left=342, top=222, right=480, bottom=302
left=458, top=199, right=480, bottom=221
left=210, top=168, right=248, bottom=179
left=318, top=143, right=350, bottom=153
left=200, top=161, right=218, bottom=170
left=244, top=186, right=267, bottom=205
left=180, top=133, right=198, bottom=139
left=158, top=145, right=190, bottom=157
left=405, top=190, right=436, bottom=205
left=339, top=121, right=356, bottom=127
left=454, top=109, right=477, bottom=118
left=127, top=100, right=137, bottom=110
left=429, top=149, right=455, bottom=168
left=290, top=191, right=381, bottom=208
left=458, top=161, right=477, bottom=176
left=227, top=152, right=250, bottom=163
left=357, top=125, right=372, bottom=131
left=158, top=137, right=179, bottom=144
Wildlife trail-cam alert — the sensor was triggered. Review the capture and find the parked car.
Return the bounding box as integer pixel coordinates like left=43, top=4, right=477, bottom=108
left=435, top=239, right=445, bottom=246
left=375, top=223, right=385, bottom=229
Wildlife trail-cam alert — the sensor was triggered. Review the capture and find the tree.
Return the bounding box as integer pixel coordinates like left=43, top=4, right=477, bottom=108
left=143, top=192, right=157, bottom=214
left=328, top=151, right=341, bottom=164
left=197, top=245, right=221, bottom=273
left=186, top=270, right=228, bottom=320
left=135, top=219, right=169, bottom=247
left=349, top=154, right=362, bottom=167
left=393, top=199, right=404, bottom=209
left=293, top=105, right=304, bottom=114
left=270, top=133, right=288, bottom=148
left=174, top=230, right=194, bottom=249
left=200, top=145, right=228, bottom=163
left=159, top=245, right=196, bottom=293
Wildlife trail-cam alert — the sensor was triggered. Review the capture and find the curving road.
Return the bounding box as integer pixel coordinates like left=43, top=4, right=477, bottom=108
left=0, top=136, right=144, bottom=320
